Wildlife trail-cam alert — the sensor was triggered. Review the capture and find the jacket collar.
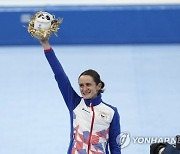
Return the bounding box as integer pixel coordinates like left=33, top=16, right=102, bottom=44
left=84, top=94, right=102, bottom=107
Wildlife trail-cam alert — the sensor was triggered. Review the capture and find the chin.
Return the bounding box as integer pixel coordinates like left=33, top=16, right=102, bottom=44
left=83, top=96, right=91, bottom=99
left=82, top=94, right=92, bottom=99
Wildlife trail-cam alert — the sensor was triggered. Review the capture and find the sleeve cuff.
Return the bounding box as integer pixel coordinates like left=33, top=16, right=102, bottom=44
left=44, top=47, right=53, bottom=52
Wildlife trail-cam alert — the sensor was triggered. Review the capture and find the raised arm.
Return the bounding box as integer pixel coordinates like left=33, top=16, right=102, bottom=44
left=40, top=39, right=81, bottom=111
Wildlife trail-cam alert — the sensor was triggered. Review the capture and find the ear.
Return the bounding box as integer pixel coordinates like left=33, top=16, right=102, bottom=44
left=97, top=82, right=102, bottom=90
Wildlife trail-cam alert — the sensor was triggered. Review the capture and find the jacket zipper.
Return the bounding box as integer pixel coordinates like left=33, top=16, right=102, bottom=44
left=88, top=103, right=95, bottom=154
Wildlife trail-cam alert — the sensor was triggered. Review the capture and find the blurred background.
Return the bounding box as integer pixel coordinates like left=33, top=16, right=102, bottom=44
left=0, top=0, right=180, bottom=154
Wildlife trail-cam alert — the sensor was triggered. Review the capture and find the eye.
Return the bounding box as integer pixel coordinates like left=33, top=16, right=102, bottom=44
left=86, top=83, right=91, bottom=87
left=46, top=15, right=50, bottom=20
left=79, top=84, right=84, bottom=88
left=38, top=14, right=43, bottom=18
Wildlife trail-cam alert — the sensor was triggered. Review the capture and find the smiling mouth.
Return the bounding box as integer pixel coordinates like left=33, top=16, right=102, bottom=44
left=82, top=91, right=91, bottom=96
left=83, top=92, right=90, bottom=95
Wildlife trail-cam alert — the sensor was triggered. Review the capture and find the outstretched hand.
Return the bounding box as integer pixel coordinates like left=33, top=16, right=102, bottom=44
left=40, top=39, right=51, bottom=50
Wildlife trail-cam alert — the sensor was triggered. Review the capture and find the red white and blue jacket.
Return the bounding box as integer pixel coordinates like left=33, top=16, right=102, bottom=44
left=45, top=48, right=121, bottom=154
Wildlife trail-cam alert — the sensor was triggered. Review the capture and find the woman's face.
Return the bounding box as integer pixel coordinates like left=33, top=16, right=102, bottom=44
left=78, top=75, right=101, bottom=99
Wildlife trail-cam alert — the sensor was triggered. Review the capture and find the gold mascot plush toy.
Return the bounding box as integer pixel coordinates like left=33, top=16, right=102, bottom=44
left=28, top=11, right=63, bottom=40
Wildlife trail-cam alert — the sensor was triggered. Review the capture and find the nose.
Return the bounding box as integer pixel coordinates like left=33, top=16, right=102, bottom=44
left=82, top=85, right=88, bottom=91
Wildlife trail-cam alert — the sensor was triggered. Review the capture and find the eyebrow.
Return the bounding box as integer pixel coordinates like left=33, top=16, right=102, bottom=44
left=79, top=83, right=92, bottom=86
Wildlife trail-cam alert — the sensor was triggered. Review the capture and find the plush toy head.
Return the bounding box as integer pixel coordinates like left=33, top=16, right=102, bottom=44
left=34, top=12, right=55, bottom=30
